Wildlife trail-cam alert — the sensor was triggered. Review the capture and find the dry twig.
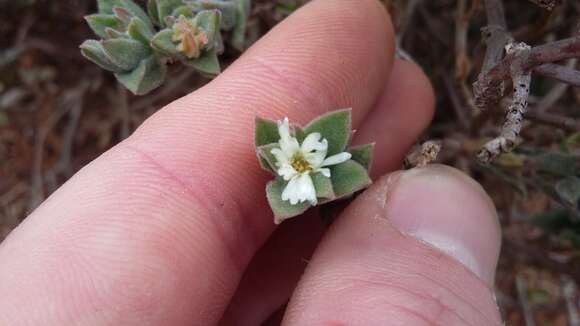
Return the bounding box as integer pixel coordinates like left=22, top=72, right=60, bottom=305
left=478, top=42, right=532, bottom=163
left=404, top=140, right=442, bottom=168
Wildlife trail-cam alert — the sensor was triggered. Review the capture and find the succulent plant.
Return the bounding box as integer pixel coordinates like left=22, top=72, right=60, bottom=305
left=255, top=109, right=374, bottom=224
left=80, top=0, right=251, bottom=95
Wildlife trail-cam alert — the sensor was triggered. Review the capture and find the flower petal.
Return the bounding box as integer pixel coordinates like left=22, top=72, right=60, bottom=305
left=317, top=167, right=331, bottom=178
left=277, top=164, right=297, bottom=181
left=301, top=132, right=327, bottom=153
left=296, top=173, right=317, bottom=205
left=305, top=151, right=326, bottom=168
left=321, top=152, right=352, bottom=167
left=278, top=118, right=300, bottom=155
left=271, top=148, right=289, bottom=165
left=281, top=176, right=300, bottom=205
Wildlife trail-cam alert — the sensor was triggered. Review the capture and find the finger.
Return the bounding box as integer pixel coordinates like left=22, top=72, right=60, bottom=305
left=352, top=59, right=435, bottom=176
left=283, top=165, right=502, bottom=325
left=219, top=211, right=326, bottom=326
left=219, top=59, right=435, bottom=325
left=0, top=0, right=394, bottom=325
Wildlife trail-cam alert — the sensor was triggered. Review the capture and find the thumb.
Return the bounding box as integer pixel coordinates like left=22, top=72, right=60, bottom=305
left=282, top=164, right=502, bottom=325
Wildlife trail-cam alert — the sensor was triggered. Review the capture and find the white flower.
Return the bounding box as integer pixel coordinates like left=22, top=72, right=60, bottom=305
left=271, top=117, right=352, bottom=206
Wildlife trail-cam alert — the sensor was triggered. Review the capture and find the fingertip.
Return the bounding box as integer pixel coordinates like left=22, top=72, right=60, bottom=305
left=367, top=164, right=501, bottom=285
left=283, top=165, right=502, bottom=325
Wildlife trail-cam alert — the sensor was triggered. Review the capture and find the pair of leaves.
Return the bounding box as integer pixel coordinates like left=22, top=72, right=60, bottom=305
left=255, top=109, right=374, bottom=222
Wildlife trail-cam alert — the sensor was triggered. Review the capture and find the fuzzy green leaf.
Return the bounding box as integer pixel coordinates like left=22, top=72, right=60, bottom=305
left=232, top=0, right=251, bottom=51
left=330, top=160, right=372, bottom=198
left=266, top=179, right=310, bottom=224
left=115, top=55, right=166, bottom=95
left=195, top=10, right=221, bottom=50
left=555, top=177, right=580, bottom=208
left=155, top=0, right=184, bottom=27
left=97, top=0, right=116, bottom=13
left=312, top=173, right=335, bottom=200
left=255, top=118, right=279, bottom=146
left=102, top=38, right=151, bottom=71
left=147, top=0, right=161, bottom=25
left=256, top=143, right=278, bottom=173
left=116, top=0, right=153, bottom=29
left=85, top=14, right=123, bottom=39
left=80, top=40, right=125, bottom=73
left=183, top=48, right=221, bottom=76
left=190, top=0, right=237, bottom=29
left=172, top=5, right=195, bottom=19
left=293, top=126, right=306, bottom=143
left=150, top=28, right=178, bottom=56
left=127, top=17, right=155, bottom=44
left=349, top=143, right=374, bottom=171
left=304, top=108, right=351, bottom=156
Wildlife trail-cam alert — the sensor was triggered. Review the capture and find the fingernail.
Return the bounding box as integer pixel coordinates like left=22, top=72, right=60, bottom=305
left=383, top=164, right=501, bottom=286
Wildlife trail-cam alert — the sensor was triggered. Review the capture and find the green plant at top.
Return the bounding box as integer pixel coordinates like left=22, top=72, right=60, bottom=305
left=255, top=109, right=374, bottom=224
left=80, top=0, right=251, bottom=95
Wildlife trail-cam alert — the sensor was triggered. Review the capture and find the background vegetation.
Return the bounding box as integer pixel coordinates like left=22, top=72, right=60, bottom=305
left=1, top=0, right=580, bottom=324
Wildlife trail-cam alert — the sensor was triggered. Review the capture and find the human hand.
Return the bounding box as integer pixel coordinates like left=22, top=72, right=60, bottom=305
left=0, top=0, right=502, bottom=325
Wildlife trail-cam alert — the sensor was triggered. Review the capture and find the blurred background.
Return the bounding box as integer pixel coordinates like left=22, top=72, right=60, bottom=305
left=1, top=0, right=580, bottom=324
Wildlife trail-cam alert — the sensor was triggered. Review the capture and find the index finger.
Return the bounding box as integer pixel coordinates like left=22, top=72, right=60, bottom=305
left=0, top=1, right=394, bottom=325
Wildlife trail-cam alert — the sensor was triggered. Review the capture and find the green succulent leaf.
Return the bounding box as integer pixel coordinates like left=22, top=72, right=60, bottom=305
left=97, top=0, right=116, bottom=14
left=255, top=117, right=279, bottom=147
left=105, top=27, right=129, bottom=39
left=555, top=177, right=580, bottom=208
left=293, top=126, right=306, bottom=143
left=85, top=14, right=123, bottom=39
left=114, top=0, right=153, bottom=29
left=349, top=143, right=374, bottom=171
left=195, top=9, right=221, bottom=50
left=102, top=38, right=151, bottom=71
left=183, top=48, right=221, bottom=76
left=80, top=40, right=126, bottom=73
left=127, top=17, right=155, bottom=44
left=147, top=0, right=161, bottom=25
left=152, top=0, right=184, bottom=27
left=312, top=173, right=335, bottom=200
left=257, top=143, right=279, bottom=173
left=112, top=6, right=134, bottom=24
left=304, top=108, right=352, bottom=156
left=189, top=0, right=237, bottom=29
left=172, top=5, right=195, bottom=19
left=330, top=159, right=372, bottom=198
left=232, top=0, right=251, bottom=51
left=150, top=28, right=178, bottom=56
left=266, top=179, right=310, bottom=224
left=115, top=55, right=167, bottom=95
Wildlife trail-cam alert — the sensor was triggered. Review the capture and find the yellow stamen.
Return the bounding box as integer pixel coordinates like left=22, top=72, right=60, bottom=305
left=291, top=153, right=312, bottom=174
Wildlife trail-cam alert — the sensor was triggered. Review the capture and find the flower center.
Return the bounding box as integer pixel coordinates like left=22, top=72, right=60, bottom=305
left=291, top=153, right=312, bottom=174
